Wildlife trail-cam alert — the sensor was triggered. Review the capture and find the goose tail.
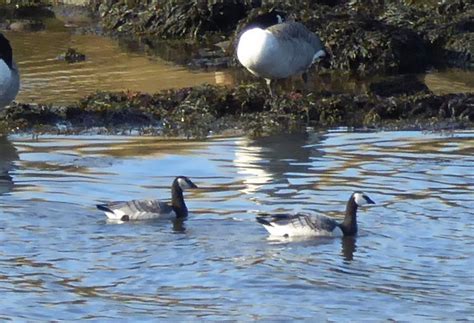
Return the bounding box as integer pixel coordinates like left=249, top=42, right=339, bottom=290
left=96, top=204, right=123, bottom=220
left=96, top=204, right=112, bottom=212
left=256, top=215, right=273, bottom=226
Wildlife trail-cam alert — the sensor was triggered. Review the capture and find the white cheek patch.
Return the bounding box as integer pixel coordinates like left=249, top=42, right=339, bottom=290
left=354, top=193, right=366, bottom=206
left=312, top=49, right=326, bottom=63
left=177, top=178, right=190, bottom=190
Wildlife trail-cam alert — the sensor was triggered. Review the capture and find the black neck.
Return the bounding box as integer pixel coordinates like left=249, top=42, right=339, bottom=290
left=171, top=182, right=188, bottom=218
left=339, top=197, right=358, bottom=236
left=0, top=36, right=13, bottom=70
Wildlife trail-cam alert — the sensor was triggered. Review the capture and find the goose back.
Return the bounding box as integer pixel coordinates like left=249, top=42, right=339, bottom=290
left=237, top=22, right=324, bottom=80
left=257, top=213, right=342, bottom=237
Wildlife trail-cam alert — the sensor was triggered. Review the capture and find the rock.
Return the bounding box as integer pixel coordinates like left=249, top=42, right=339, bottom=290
left=57, top=48, right=86, bottom=63
left=1, top=85, right=472, bottom=136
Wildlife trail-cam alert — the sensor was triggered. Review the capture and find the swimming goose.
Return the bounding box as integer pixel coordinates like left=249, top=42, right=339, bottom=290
left=96, top=176, right=198, bottom=221
left=0, top=33, right=20, bottom=109
left=256, top=192, right=375, bottom=237
left=237, top=21, right=326, bottom=96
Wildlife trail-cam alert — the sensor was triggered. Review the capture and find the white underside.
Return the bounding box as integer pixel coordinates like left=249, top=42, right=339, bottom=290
left=104, top=209, right=175, bottom=221
left=261, top=223, right=343, bottom=238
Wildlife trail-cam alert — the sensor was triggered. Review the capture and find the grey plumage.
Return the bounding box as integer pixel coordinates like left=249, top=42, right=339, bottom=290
left=257, top=213, right=339, bottom=232
left=96, top=176, right=198, bottom=221
left=266, top=22, right=325, bottom=73
left=256, top=192, right=375, bottom=237
left=97, top=199, right=174, bottom=221
left=0, top=33, right=20, bottom=109
left=237, top=21, right=326, bottom=95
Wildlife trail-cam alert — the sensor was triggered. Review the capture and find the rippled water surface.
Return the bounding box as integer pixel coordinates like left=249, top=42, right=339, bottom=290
left=1, top=130, right=473, bottom=320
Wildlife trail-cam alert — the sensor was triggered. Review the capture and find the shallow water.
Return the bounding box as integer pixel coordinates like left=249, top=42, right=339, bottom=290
left=7, top=29, right=474, bottom=105
left=1, top=130, right=473, bottom=320
left=7, top=30, right=231, bottom=104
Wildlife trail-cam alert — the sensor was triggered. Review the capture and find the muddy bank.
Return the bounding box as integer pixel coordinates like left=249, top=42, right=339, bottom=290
left=1, top=85, right=472, bottom=138
left=93, top=0, right=473, bottom=73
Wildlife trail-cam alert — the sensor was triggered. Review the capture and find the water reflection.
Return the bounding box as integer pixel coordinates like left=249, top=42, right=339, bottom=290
left=341, top=236, right=357, bottom=261
left=8, top=31, right=224, bottom=104
left=6, top=29, right=472, bottom=107
left=1, top=131, right=474, bottom=321
left=172, top=218, right=187, bottom=233
left=234, top=132, right=326, bottom=196
left=0, top=136, right=18, bottom=195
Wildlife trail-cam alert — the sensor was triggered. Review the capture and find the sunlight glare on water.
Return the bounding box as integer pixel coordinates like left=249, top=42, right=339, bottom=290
left=0, top=130, right=473, bottom=320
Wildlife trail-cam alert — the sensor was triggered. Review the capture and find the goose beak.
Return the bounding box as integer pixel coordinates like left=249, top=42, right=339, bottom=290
left=365, top=196, right=375, bottom=204
left=190, top=182, right=198, bottom=189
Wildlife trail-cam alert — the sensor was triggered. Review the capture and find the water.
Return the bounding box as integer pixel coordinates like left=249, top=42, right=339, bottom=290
left=1, top=130, right=473, bottom=320
left=8, top=30, right=232, bottom=104
left=7, top=29, right=474, bottom=106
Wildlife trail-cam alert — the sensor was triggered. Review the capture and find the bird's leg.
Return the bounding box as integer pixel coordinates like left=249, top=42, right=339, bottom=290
left=265, top=78, right=274, bottom=97
left=302, top=72, right=308, bottom=84
left=301, top=72, right=312, bottom=93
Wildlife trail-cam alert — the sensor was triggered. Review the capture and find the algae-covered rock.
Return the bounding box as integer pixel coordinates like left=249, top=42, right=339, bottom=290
left=94, top=0, right=251, bottom=40
left=1, top=85, right=472, bottom=137
left=57, top=48, right=86, bottom=63
left=91, top=0, right=473, bottom=74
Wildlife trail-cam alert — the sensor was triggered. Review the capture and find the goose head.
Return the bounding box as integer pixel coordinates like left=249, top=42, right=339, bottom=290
left=353, top=192, right=375, bottom=206
left=175, top=176, right=198, bottom=191
left=243, top=10, right=286, bottom=32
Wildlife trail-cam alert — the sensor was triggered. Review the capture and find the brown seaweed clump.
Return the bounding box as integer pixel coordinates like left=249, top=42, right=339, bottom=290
left=1, top=84, right=472, bottom=138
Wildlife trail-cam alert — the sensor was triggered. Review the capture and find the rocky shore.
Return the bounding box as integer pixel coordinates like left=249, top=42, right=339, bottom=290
left=93, top=0, right=473, bottom=72
left=1, top=85, right=472, bottom=137
left=0, top=0, right=473, bottom=137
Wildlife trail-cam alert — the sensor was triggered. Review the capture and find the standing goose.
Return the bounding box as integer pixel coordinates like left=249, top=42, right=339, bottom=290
left=97, top=176, right=198, bottom=221
left=256, top=192, right=375, bottom=237
left=0, top=33, right=20, bottom=109
left=237, top=21, right=326, bottom=96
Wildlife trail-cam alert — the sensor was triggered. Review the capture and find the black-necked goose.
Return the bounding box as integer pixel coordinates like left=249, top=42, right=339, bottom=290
left=97, top=176, right=198, bottom=221
left=237, top=21, right=326, bottom=96
left=256, top=192, right=375, bottom=237
left=0, top=33, right=20, bottom=109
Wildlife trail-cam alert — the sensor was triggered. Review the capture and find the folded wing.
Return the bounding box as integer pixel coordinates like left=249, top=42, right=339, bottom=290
left=97, top=199, right=174, bottom=220
left=256, top=213, right=340, bottom=237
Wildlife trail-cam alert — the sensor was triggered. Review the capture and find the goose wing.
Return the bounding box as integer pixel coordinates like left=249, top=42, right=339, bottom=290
left=266, top=22, right=325, bottom=73
left=256, top=213, right=340, bottom=237
left=97, top=199, right=174, bottom=220
left=267, top=22, right=323, bottom=51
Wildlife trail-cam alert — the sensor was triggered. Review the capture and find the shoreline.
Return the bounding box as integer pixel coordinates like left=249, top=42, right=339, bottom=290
left=1, top=1, right=472, bottom=137
left=1, top=84, right=472, bottom=138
